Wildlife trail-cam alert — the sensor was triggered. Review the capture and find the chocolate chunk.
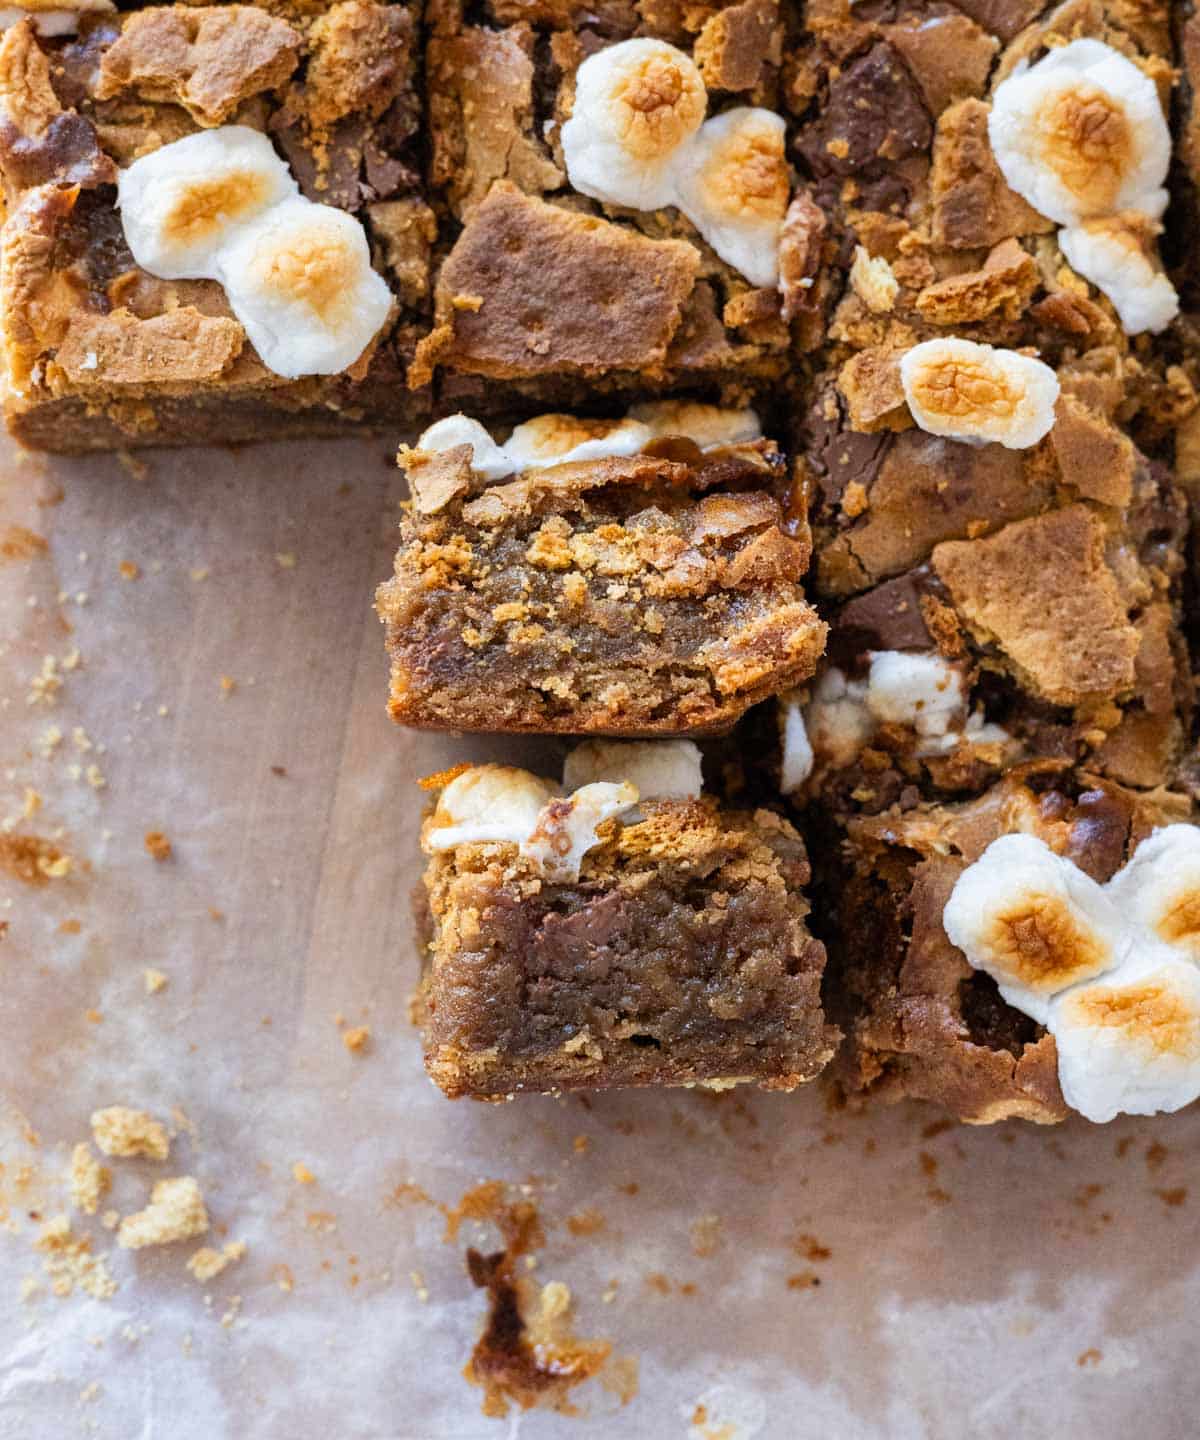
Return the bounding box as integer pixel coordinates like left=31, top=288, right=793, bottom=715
left=833, top=571, right=936, bottom=662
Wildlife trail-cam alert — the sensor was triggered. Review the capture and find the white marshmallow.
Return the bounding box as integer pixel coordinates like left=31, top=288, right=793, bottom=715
left=900, top=338, right=1060, bottom=449
left=217, top=197, right=393, bottom=378
left=424, top=765, right=558, bottom=851
left=521, top=781, right=639, bottom=882
left=1105, top=825, right=1200, bottom=963
left=414, top=416, right=513, bottom=481
left=943, top=833, right=1125, bottom=1023
left=628, top=401, right=762, bottom=450
left=777, top=692, right=814, bottom=794
left=674, top=107, right=788, bottom=288
left=1058, top=219, right=1179, bottom=335
left=806, top=667, right=873, bottom=769
left=118, top=126, right=296, bottom=280
left=988, top=39, right=1170, bottom=226
left=1052, top=956, right=1200, bottom=1122
left=561, top=38, right=707, bottom=211
left=562, top=739, right=703, bottom=801
left=502, top=414, right=654, bottom=472
left=866, top=651, right=966, bottom=741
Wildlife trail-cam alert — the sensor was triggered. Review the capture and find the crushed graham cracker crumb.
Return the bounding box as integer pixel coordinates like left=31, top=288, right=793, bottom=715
left=118, top=1176, right=209, bottom=1250
left=186, top=1240, right=246, bottom=1282
left=143, top=969, right=168, bottom=995
left=91, top=1106, right=169, bottom=1161
left=69, top=1143, right=110, bottom=1216
left=342, top=1026, right=370, bottom=1054
left=292, top=1162, right=316, bottom=1185
left=144, top=831, right=171, bottom=861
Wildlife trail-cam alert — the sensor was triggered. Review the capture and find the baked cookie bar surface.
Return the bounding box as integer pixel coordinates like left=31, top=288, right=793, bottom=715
left=414, top=0, right=823, bottom=413
left=0, top=0, right=431, bottom=450
left=376, top=405, right=826, bottom=734
left=827, top=763, right=1199, bottom=1125
left=416, top=741, right=838, bottom=1098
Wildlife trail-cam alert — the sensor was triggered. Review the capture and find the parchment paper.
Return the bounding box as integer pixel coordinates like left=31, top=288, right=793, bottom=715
left=1, top=435, right=1198, bottom=1440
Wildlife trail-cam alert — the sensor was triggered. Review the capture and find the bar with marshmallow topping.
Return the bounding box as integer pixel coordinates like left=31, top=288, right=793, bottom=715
left=376, top=403, right=827, bottom=734
left=0, top=0, right=431, bottom=450
left=415, top=741, right=837, bottom=1098
left=413, top=0, right=823, bottom=416
left=826, top=761, right=1198, bottom=1124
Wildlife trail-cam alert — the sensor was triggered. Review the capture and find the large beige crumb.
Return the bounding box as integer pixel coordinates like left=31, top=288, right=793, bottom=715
left=118, top=1176, right=209, bottom=1250
left=35, top=1216, right=117, bottom=1300
left=143, top=968, right=168, bottom=995
left=91, top=1106, right=170, bottom=1161
left=69, top=1143, right=111, bottom=1216
left=186, top=1240, right=246, bottom=1282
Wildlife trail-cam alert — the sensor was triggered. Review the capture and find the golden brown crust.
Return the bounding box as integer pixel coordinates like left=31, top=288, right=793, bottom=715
left=53, top=307, right=246, bottom=390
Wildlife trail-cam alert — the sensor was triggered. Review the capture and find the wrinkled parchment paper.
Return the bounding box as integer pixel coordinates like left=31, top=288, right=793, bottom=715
left=2, top=435, right=1199, bottom=1440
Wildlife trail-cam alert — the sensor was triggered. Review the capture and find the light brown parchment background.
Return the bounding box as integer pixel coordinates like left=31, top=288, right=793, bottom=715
left=1, top=435, right=1198, bottom=1440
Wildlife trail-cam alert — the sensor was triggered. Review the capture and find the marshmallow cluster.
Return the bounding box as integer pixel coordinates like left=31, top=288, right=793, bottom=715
left=413, top=402, right=762, bottom=479
left=561, top=39, right=789, bottom=288
left=988, top=39, right=1176, bottom=335
left=900, top=338, right=1060, bottom=449
left=779, top=652, right=1010, bottom=792
left=944, top=827, right=1200, bottom=1121
left=423, top=741, right=704, bottom=880
left=117, top=127, right=392, bottom=378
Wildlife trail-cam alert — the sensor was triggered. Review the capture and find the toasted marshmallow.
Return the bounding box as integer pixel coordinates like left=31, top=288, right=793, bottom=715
left=943, top=833, right=1124, bottom=1022
left=849, top=246, right=898, bottom=314
left=866, top=651, right=966, bottom=742
left=423, top=765, right=557, bottom=851
left=503, top=414, right=654, bottom=472
left=899, top=338, right=1059, bottom=449
left=562, top=38, right=707, bottom=211
left=778, top=692, right=814, bottom=794
left=1106, top=825, right=1200, bottom=963
left=674, top=107, right=789, bottom=288
left=628, top=401, right=762, bottom=450
left=806, top=667, right=873, bottom=769
left=0, top=0, right=112, bottom=33
left=118, top=126, right=296, bottom=280
left=1052, top=957, right=1200, bottom=1122
left=414, top=415, right=513, bottom=481
left=218, top=197, right=393, bottom=378
left=522, top=781, right=639, bottom=881
left=1058, top=217, right=1179, bottom=335
left=988, top=39, right=1169, bottom=227
left=563, top=739, right=703, bottom=802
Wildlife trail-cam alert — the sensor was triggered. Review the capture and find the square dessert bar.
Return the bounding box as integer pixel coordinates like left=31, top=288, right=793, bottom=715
left=416, top=744, right=837, bottom=1098
left=826, top=762, right=1195, bottom=1125
left=0, top=0, right=432, bottom=450
left=414, top=0, right=825, bottom=415
left=376, top=408, right=827, bottom=734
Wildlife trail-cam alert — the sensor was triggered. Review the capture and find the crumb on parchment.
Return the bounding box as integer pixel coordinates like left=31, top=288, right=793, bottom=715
left=91, top=1106, right=169, bottom=1161
left=186, top=1241, right=246, bottom=1282
left=69, top=1143, right=110, bottom=1216
left=292, top=1163, right=316, bottom=1185
left=119, top=1177, right=209, bottom=1250
left=143, top=969, right=168, bottom=994
left=144, top=831, right=172, bottom=861
left=342, top=1026, right=370, bottom=1054
left=34, top=1216, right=117, bottom=1300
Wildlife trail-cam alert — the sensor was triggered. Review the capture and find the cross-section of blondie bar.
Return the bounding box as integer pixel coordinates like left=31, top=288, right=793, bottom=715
left=376, top=404, right=826, bottom=734
left=416, top=742, right=837, bottom=1098
left=0, top=0, right=432, bottom=450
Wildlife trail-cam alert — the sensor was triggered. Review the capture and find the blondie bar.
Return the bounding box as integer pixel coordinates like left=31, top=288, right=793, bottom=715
left=376, top=404, right=826, bottom=734
left=827, top=762, right=1198, bottom=1124
left=416, top=741, right=837, bottom=1098
left=0, top=0, right=432, bottom=449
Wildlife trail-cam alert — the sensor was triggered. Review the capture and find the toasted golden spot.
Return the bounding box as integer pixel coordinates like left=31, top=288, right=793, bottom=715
left=985, top=893, right=1110, bottom=990
left=613, top=52, right=707, bottom=160
left=164, top=170, right=271, bottom=247
left=1157, top=891, right=1200, bottom=947
left=700, top=120, right=789, bottom=222
left=526, top=525, right=574, bottom=571
left=907, top=354, right=1021, bottom=422
left=1066, top=978, right=1200, bottom=1059
left=1037, top=84, right=1131, bottom=211
left=253, top=228, right=356, bottom=322
left=514, top=415, right=621, bottom=458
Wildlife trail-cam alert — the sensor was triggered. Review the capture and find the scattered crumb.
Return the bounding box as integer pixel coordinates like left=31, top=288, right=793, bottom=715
left=342, top=1026, right=370, bottom=1055
left=69, top=1143, right=111, bottom=1216
left=79, top=1381, right=101, bottom=1405
left=28, top=655, right=63, bottom=706
left=190, top=567, right=209, bottom=582
left=690, top=1214, right=724, bottom=1258
left=101, top=1210, right=120, bottom=1231
left=35, top=1216, right=116, bottom=1300
left=272, top=1264, right=294, bottom=1293
left=292, top=1162, right=316, bottom=1185
left=1078, top=1348, right=1102, bottom=1368
left=85, top=764, right=106, bottom=790
left=410, top=1269, right=430, bottom=1302
left=118, top=561, right=140, bottom=581
left=116, top=451, right=149, bottom=481
left=219, top=676, right=236, bottom=697
left=118, top=1176, right=209, bottom=1250
left=38, top=724, right=62, bottom=757
left=143, top=831, right=171, bottom=862
left=91, top=1106, right=169, bottom=1161
left=85, top=1008, right=103, bottom=1025
left=566, top=1209, right=605, bottom=1238
left=143, top=969, right=168, bottom=995
left=573, top=1135, right=590, bottom=1155
left=275, top=552, right=297, bottom=569
left=1155, top=1187, right=1188, bottom=1208
left=186, top=1241, right=246, bottom=1282
left=19, top=1276, right=39, bottom=1303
